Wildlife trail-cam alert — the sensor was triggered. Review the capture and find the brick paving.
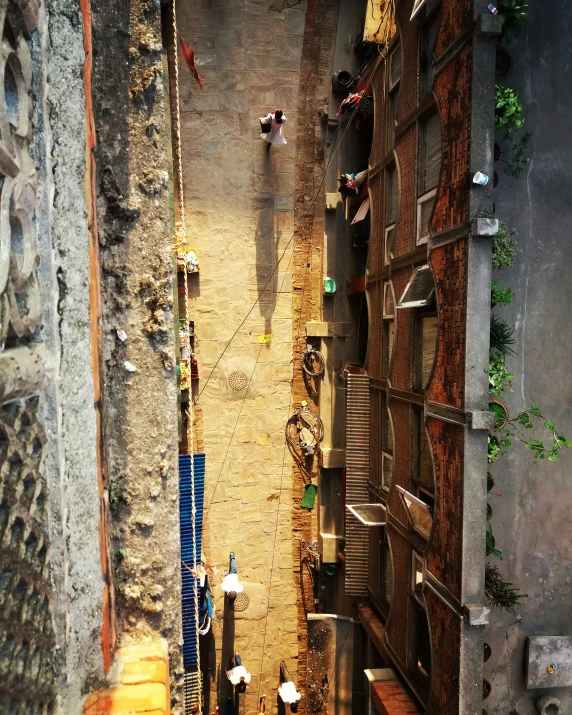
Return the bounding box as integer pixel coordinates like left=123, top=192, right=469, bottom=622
left=176, top=1, right=308, bottom=712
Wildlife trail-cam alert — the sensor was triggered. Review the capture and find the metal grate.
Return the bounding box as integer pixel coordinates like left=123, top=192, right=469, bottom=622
left=179, top=453, right=205, bottom=669
left=184, top=669, right=201, bottom=713
left=345, top=373, right=371, bottom=596
left=233, top=591, right=250, bottom=612
left=228, top=370, right=249, bottom=391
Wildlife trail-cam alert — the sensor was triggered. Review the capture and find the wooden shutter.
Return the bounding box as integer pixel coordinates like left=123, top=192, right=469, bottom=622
left=421, top=315, right=437, bottom=386
left=423, top=113, right=441, bottom=192
left=345, top=373, right=371, bottom=596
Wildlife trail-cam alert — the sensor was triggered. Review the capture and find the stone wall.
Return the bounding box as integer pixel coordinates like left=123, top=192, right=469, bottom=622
left=90, top=0, right=184, bottom=710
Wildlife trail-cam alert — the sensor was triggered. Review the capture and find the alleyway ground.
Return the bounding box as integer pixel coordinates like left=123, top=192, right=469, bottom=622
left=177, top=1, right=308, bottom=711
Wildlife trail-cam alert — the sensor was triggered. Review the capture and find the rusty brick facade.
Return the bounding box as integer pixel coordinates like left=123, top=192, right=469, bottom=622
left=362, top=0, right=497, bottom=713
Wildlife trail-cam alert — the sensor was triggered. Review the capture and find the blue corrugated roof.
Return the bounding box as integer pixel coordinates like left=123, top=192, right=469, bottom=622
left=179, top=453, right=205, bottom=668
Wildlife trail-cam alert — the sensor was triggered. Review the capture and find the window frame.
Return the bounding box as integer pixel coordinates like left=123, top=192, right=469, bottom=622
left=416, top=188, right=437, bottom=245
left=397, top=265, right=435, bottom=310
left=411, top=407, right=435, bottom=498
left=396, top=485, right=433, bottom=539
left=413, top=307, right=437, bottom=391
left=411, top=551, right=424, bottom=604
left=419, top=112, right=442, bottom=196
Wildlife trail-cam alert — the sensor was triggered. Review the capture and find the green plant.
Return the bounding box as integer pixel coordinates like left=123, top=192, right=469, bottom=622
left=494, top=405, right=572, bottom=463
left=498, top=0, right=531, bottom=43
left=490, top=315, right=517, bottom=357
left=492, top=222, right=518, bottom=269
left=498, top=132, right=532, bottom=178
left=491, top=280, right=514, bottom=307
left=495, top=85, right=525, bottom=139
left=490, top=401, right=508, bottom=429
left=486, top=522, right=503, bottom=560
left=488, top=432, right=512, bottom=464
left=487, top=472, right=495, bottom=492
left=485, top=562, right=527, bottom=613
left=488, top=350, right=514, bottom=397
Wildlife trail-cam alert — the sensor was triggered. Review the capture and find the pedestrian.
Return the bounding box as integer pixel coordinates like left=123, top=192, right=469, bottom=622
left=259, top=109, right=287, bottom=153
left=278, top=660, right=301, bottom=712
left=221, top=551, right=243, bottom=602
left=226, top=652, right=251, bottom=694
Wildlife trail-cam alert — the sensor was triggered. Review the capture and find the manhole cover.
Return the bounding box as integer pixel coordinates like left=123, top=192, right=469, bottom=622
left=233, top=591, right=250, bottom=612
left=228, top=370, right=248, bottom=391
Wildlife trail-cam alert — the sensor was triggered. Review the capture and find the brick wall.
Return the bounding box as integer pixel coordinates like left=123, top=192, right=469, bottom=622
left=424, top=589, right=461, bottom=715
left=434, top=0, right=472, bottom=57
left=371, top=678, right=422, bottom=715
left=367, top=280, right=382, bottom=379
left=431, top=45, right=473, bottom=234
left=425, top=417, right=464, bottom=599
left=396, top=0, right=418, bottom=121
left=363, top=0, right=477, bottom=710
left=394, top=127, right=417, bottom=258
left=292, top=0, right=337, bottom=710
left=389, top=268, right=413, bottom=390
left=427, top=240, right=468, bottom=410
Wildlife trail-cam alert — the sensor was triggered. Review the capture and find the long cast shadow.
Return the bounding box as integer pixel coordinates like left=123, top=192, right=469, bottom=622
left=219, top=596, right=236, bottom=709
left=253, top=195, right=279, bottom=337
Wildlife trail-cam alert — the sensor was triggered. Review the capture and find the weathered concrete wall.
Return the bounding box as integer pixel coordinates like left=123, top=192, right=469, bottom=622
left=41, top=0, right=107, bottom=709
left=90, top=0, right=183, bottom=710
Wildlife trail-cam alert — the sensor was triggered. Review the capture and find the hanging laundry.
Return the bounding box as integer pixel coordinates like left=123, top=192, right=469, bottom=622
left=179, top=37, right=204, bottom=90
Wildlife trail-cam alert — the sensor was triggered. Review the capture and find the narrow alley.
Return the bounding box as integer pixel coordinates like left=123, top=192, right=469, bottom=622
left=177, top=1, right=319, bottom=711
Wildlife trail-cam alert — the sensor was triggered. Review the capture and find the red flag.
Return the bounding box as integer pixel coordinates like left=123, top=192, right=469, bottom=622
left=179, top=37, right=204, bottom=90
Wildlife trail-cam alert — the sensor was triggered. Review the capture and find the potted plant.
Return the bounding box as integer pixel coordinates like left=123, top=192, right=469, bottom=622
left=495, top=85, right=525, bottom=139
left=491, top=280, right=514, bottom=307
left=485, top=562, right=528, bottom=612
left=492, top=221, right=518, bottom=269
left=490, top=315, right=517, bottom=357
left=496, top=132, right=531, bottom=178
left=489, top=398, right=509, bottom=429
left=497, top=0, right=531, bottom=43
left=488, top=350, right=514, bottom=397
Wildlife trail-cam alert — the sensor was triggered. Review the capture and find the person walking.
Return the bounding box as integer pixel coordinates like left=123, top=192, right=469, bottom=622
left=259, top=109, right=287, bottom=153
left=221, top=551, right=243, bottom=602
left=226, top=652, right=251, bottom=694
left=278, top=660, right=301, bottom=712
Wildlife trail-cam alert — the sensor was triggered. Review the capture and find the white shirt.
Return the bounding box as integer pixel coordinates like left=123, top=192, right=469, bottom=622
left=279, top=681, right=301, bottom=704
left=260, top=113, right=288, bottom=145
left=227, top=665, right=252, bottom=685
left=221, top=572, right=243, bottom=594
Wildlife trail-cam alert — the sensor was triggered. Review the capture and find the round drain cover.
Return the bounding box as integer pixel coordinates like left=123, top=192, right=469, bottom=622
left=228, top=370, right=248, bottom=391
left=233, top=591, right=250, bottom=612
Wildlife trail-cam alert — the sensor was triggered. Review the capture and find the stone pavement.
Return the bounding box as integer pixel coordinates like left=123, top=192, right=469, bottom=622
left=176, top=1, right=308, bottom=711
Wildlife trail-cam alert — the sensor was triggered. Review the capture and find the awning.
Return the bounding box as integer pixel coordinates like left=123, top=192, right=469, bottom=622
left=351, top=197, right=370, bottom=224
